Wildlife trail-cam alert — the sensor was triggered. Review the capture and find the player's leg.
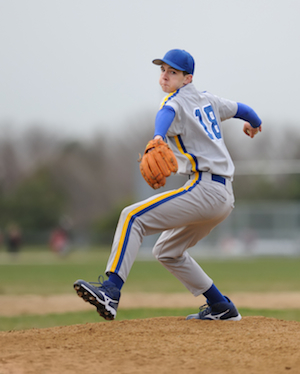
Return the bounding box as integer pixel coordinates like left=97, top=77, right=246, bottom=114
left=74, top=176, right=210, bottom=319
left=74, top=188, right=193, bottom=320
left=153, top=223, right=241, bottom=321
left=152, top=180, right=241, bottom=320
left=74, top=173, right=237, bottom=320
left=152, top=221, right=222, bottom=296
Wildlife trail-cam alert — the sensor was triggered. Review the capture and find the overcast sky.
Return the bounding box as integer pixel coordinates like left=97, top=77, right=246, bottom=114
left=1, top=0, right=299, bottom=139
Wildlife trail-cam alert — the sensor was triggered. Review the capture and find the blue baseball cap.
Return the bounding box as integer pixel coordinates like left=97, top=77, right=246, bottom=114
left=152, top=49, right=195, bottom=75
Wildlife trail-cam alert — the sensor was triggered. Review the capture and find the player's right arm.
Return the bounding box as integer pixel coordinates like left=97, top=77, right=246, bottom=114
left=243, top=122, right=262, bottom=138
left=234, top=103, right=261, bottom=128
left=234, top=102, right=262, bottom=137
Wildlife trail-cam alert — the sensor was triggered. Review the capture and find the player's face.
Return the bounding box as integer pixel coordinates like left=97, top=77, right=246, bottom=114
left=159, top=63, right=192, bottom=93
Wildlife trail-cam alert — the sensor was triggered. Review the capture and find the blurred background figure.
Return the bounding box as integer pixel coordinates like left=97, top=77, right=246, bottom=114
left=5, top=223, right=22, bottom=258
left=49, top=216, right=73, bottom=256
left=49, top=226, right=70, bottom=256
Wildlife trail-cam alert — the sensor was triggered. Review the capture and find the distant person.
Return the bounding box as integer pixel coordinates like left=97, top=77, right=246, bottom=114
left=5, top=223, right=22, bottom=256
left=49, top=227, right=70, bottom=256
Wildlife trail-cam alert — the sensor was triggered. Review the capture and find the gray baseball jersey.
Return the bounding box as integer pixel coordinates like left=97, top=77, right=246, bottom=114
left=163, top=83, right=237, bottom=179
left=106, top=83, right=237, bottom=296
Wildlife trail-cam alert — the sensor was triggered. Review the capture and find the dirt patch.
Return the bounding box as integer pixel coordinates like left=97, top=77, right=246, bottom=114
left=0, top=316, right=300, bottom=374
left=1, top=292, right=300, bottom=316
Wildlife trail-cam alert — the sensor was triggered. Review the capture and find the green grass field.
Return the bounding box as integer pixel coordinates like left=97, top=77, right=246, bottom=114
left=0, top=248, right=300, bottom=330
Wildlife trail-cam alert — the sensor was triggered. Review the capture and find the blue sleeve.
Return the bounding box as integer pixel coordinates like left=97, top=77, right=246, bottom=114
left=234, top=102, right=262, bottom=128
left=154, top=105, right=176, bottom=139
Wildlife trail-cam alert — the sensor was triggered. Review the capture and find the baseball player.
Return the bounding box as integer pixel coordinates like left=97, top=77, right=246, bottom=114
left=74, top=49, right=262, bottom=321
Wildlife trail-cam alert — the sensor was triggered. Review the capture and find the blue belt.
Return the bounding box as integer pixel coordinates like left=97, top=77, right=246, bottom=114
left=188, top=172, right=226, bottom=185
left=211, top=174, right=226, bottom=185
left=196, top=171, right=226, bottom=185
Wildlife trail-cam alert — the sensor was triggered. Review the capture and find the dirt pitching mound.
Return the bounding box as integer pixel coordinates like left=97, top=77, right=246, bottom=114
left=1, top=316, right=300, bottom=374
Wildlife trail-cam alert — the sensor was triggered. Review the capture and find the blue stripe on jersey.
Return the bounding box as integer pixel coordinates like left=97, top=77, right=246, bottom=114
left=176, top=135, right=199, bottom=172
left=159, top=89, right=180, bottom=109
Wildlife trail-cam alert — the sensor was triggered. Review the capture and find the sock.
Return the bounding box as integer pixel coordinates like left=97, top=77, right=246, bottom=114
left=203, top=284, right=227, bottom=305
left=108, top=273, right=124, bottom=290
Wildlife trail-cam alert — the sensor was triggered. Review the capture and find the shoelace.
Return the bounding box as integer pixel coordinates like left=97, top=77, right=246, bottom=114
left=199, top=303, right=208, bottom=311
left=198, top=303, right=211, bottom=316
left=90, top=275, right=105, bottom=288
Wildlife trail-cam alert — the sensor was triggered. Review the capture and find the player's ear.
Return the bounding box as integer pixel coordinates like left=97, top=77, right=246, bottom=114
left=184, top=74, right=193, bottom=84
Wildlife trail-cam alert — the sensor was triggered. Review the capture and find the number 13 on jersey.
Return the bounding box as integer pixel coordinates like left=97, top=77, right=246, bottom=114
left=194, top=105, right=221, bottom=140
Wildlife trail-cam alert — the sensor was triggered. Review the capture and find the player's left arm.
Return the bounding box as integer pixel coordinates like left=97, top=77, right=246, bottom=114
left=234, top=102, right=262, bottom=138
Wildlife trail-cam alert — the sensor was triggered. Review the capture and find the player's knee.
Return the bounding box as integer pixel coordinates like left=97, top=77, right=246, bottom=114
left=152, top=246, right=159, bottom=260
left=152, top=245, right=161, bottom=260
left=152, top=245, right=169, bottom=262
left=119, top=205, right=135, bottom=221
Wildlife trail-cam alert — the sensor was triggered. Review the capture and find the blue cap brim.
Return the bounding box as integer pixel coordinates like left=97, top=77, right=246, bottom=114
left=152, top=58, right=185, bottom=72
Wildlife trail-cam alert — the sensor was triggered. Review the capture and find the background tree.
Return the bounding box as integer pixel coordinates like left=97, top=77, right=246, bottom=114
left=1, top=118, right=300, bottom=245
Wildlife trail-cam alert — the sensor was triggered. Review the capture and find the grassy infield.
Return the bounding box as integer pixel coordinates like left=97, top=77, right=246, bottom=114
left=0, top=249, right=300, bottom=331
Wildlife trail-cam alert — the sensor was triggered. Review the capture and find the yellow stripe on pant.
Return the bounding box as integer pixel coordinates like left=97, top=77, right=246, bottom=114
left=109, top=172, right=201, bottom=274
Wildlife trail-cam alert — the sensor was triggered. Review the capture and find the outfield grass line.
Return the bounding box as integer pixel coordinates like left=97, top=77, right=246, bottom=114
left=1, top=307, right=300, bottom=331
left=1, top=292, right=300, bottom=317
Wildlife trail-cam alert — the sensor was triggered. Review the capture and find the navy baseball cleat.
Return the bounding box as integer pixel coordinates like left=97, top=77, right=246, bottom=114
left=186, top=296, right=242, bottom=321
left=74, top=276, right=120, bottom=320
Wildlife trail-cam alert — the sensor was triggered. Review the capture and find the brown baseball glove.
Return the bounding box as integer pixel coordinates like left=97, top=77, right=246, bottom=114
left=139, top=138, right=178, bottom=189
